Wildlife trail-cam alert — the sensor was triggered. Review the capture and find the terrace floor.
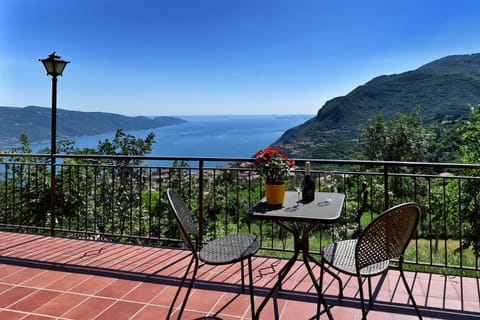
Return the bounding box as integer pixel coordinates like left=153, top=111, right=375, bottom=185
left=0, top=231, right=478, bottom=320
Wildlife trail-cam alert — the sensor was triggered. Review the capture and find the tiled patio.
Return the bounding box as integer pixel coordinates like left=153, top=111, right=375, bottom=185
left=0, top=231, right=478, bottom=320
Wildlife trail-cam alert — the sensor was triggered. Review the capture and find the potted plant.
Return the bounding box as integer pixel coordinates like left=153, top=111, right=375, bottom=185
left=254, top=146, right=295, bottom=205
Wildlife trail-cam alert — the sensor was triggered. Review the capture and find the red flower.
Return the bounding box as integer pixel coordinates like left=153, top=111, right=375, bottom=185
left=254, top=146, right=295, bottom=185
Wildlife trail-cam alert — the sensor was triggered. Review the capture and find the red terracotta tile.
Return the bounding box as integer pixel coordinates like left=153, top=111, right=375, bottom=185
left=148, top=284, right=178, bottom=307
left=0, top=265, right=24, bottom=280
left=425, top=295, right=445, bottom=309
left=213, top=292, right=256, bottom=319
left=134, top=251, right=179, bottom=274
left=462, top=276, right=480, bottom=294
left=130, top=305, right=169, bottom=320
left=176, top=308, right=212, bottom=319
left=183, top=288, right=224, bottom=313
left=0, top=283, right=13, bottom=294
left=0, top=286, right=36, bottom=308
left=9, top=289, right=61, bottom=312
left=426, top=275, right=458, bottom=299
left=114, top=248, right=158, bottom=271
left=364, top=310, right=396, bottom=320
left=21, top=269, right=66, bottom=288
left=252, top=296, right=288, bottom=320
left=20, top=315, right=56, bottom=320
left=209, top=315, right=240, bottom=320
left=96, top=300, right=144, bottom=320
left=62, top=296, right=116, bottom=320
left=463, top=299, right=480, bottom=312
left=281, top=299, right=318, bottom=319
left=96, top=278, right=141, bottom=299
left=0, top=310, right=25, bottom=320
left=329, top=306, right=360, bottom=320
left=45, top=272, right=88, bottom=291
left=93, top=247, right=136, bottom=269
left=202, top=267, right=240, bottom=285
left=290, top=272, right=316, bottom=292
left=1, top=267, right=44, bottom=285
left=69, top=275, right=115, bottom=294
left=34, top=292, right=87, bottom=317
left=123, top=282, right=166, bottom=303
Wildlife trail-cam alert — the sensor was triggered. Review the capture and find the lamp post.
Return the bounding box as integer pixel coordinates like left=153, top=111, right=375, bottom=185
left=39, top=52, right=69, bottom=236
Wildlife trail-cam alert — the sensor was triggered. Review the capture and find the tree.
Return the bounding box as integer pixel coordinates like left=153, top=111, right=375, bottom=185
left=360, top=109, right=432, bottom=208
left=97, top=129, right=155, bottom=162
left=458, top=104, right=480, bottom=165
left=360, top=108, right=431, bottom=162
left=94, top=129, right=155, bottom=239
left=361, top=113, right=387, bottom=161
left=456, top=104, right=480, bottom=255
left=0, top=130, right=157, bottom=238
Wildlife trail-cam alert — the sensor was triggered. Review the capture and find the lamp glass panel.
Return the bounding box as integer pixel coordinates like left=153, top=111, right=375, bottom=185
left=42, top=60, right=55, bottom=74
left=54, top=61, right=68, bottom=76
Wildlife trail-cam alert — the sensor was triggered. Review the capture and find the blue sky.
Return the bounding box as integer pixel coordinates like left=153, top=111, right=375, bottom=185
left=1, top=0, right=480, bottom=116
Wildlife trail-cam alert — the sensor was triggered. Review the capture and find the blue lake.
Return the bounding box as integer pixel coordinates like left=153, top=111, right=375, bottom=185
left=31, top=114, right=312, bottom=162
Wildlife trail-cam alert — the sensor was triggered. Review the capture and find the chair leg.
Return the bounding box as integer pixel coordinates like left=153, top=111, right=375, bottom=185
left=357, top=276, right=368, bottom=320
left=321, top=260, right=344, bottom=300
left=318, top=260, right=325, bottom=318
left=399, top=268, right=423, bottom=320
left=167, top=255, right=199, bottom=320
left=317, top=258, right=335, bottom=320
left=241, top=259, right=246, bottom=293
left=367, top=277, right=373, bottom=308
left=247, top=256, right=256, bottom=320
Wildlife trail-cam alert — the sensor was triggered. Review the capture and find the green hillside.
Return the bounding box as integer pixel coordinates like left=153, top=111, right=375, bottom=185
left=0, top=106, right=187, bottom=148
left=274, top=53, right=480, bottom=159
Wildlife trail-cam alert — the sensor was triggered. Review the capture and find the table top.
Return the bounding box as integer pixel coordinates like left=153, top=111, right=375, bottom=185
left=247, top=191, right=345, bottom=224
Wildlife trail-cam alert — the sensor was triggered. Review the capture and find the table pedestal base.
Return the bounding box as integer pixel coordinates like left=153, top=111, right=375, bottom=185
left=253, top=222, right=334, bottom=320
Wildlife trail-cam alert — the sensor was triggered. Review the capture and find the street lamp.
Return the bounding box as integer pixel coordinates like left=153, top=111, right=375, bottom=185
left=39, top=52, right=69, bottom=235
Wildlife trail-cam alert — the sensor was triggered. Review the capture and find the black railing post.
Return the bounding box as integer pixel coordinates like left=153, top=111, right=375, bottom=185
left=198, top=160, right=204, bottom=245
left=50, top=76, right=57, bottom=236
left=383, top=164, right=389, bottom=210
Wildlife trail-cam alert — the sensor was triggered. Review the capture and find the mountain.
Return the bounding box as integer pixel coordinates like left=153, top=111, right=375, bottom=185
left=274, top=53, right=480, bottom=159
left=0, top=106, right=187, bottom=148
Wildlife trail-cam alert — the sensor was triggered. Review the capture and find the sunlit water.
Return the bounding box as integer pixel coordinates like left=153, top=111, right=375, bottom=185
left=31, top=114, right=312, bottom=166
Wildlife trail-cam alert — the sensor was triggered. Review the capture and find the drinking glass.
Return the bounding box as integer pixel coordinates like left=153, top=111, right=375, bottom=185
left=293, top=175, right=303, bottom=209
left=294, top=185, right=303, bottom=208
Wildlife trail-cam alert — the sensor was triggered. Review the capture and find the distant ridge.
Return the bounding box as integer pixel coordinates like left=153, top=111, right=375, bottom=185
left=274, top=53, right=480, bottom=159
left=0, top=106, right=187, bottom=148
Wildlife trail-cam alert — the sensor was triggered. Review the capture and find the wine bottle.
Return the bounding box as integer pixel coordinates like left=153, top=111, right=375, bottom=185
left=302, top=161, right=315, bottom=203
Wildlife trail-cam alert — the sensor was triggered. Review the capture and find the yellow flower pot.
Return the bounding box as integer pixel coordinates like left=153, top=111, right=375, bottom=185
left=265, top=183, right=286, bottom=206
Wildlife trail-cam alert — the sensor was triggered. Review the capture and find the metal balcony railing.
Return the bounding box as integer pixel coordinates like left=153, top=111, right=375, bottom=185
left=0, top=153, right=479, bottom=275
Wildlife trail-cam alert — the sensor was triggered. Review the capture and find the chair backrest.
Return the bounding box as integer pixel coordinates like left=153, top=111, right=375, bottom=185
left=167, top=188, right=198, bottom=252
left=355, top=202, right=421, bottom=271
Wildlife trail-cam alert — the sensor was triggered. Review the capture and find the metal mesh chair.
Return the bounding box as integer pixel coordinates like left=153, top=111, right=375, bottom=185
left=320, top=202, right=423, bottom=320
left=166, top=188, right=260, bottom=320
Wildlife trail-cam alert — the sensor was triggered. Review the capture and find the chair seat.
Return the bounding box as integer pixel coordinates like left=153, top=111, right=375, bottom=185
left=199, top=233, right=260, bottom=265
left=322, top=239, right=390, bottom=276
